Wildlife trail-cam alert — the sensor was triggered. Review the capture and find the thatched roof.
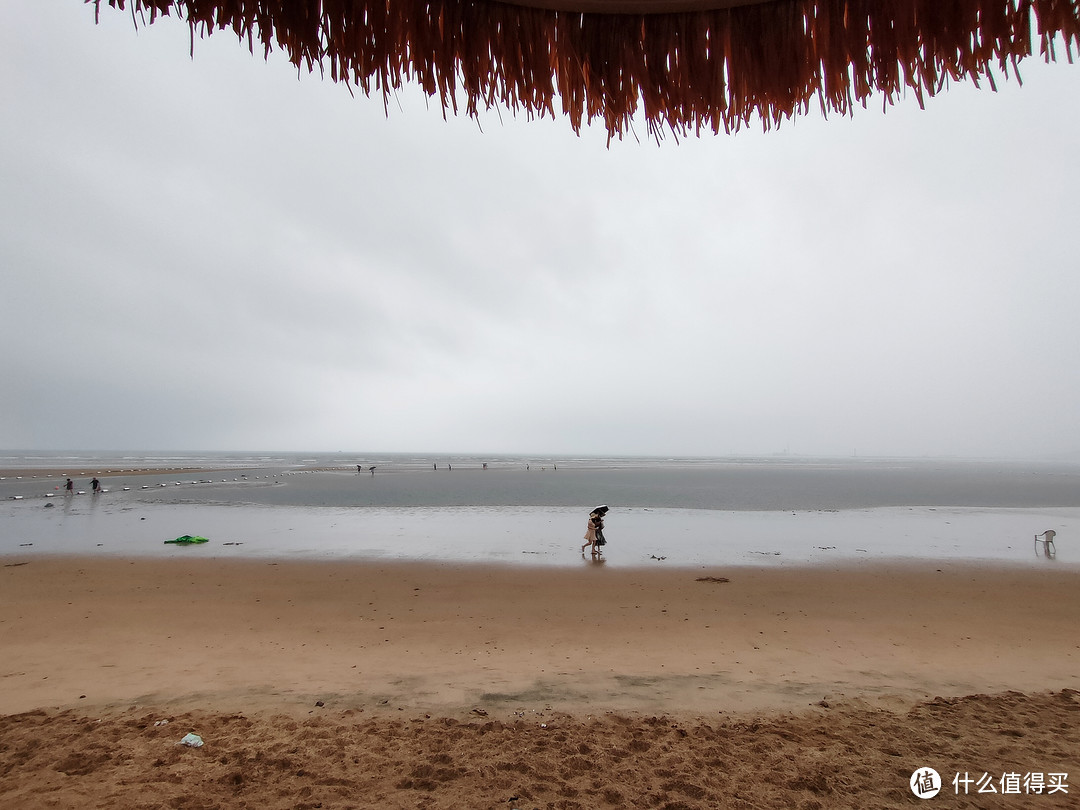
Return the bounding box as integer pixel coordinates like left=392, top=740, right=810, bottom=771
left=92, top=0, right=1080, bottom=139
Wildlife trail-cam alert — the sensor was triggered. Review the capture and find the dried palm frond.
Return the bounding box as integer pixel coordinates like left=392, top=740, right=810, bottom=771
left=89, top=0, right=1080, bottom=139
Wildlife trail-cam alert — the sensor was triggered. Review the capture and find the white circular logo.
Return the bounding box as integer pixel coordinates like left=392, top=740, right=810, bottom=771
left=910, top=767, right=942, bottom=799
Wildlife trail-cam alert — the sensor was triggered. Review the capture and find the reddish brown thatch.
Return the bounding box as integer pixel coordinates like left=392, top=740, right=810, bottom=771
left=92, top=0, right=1080, bottom=138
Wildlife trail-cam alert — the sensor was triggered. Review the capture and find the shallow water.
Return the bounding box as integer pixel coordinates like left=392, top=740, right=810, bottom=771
left=2, top=499, right=1075, bottom=568
left=2, top=455, right=1077, bottom=567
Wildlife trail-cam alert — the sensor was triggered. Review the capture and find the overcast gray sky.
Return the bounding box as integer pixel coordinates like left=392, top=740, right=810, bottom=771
left=3, top=1, right=1079, bottom=458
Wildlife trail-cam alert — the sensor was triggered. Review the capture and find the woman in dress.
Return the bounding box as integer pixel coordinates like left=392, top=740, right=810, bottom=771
left=582, top=513, right=599, bottom=554
left=582, top=506, right=609, bottom=555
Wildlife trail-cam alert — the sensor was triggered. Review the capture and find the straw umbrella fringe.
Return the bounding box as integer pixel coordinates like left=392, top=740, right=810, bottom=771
left=90, top=0, right=1080, bottom=139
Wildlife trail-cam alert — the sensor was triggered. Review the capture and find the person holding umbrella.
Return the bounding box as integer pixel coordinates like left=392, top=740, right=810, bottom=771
left=592, top=506, right=609, bottom=551
left=581, top=505, right=609, bottom=556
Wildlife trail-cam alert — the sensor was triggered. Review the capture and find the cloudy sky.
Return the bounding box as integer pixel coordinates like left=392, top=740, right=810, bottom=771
left=3, top=2, right=1079, bottom=459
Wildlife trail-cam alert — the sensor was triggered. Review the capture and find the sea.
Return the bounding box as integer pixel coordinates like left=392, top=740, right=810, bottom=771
left=2, top=452, right=1078, bottom=568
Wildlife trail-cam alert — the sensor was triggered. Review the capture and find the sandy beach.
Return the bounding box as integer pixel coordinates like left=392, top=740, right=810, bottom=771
left=2, top=556, right=1077, bottom=807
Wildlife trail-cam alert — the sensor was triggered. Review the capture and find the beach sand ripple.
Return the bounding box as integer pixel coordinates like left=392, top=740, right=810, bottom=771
left=2, top=690, right=1077, bottom=809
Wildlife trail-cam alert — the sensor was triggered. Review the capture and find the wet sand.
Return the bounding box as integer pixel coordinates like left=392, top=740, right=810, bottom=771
left=4, top=557, right=1080, bottom=716
left=2, top=557, right=1078, bottom=807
